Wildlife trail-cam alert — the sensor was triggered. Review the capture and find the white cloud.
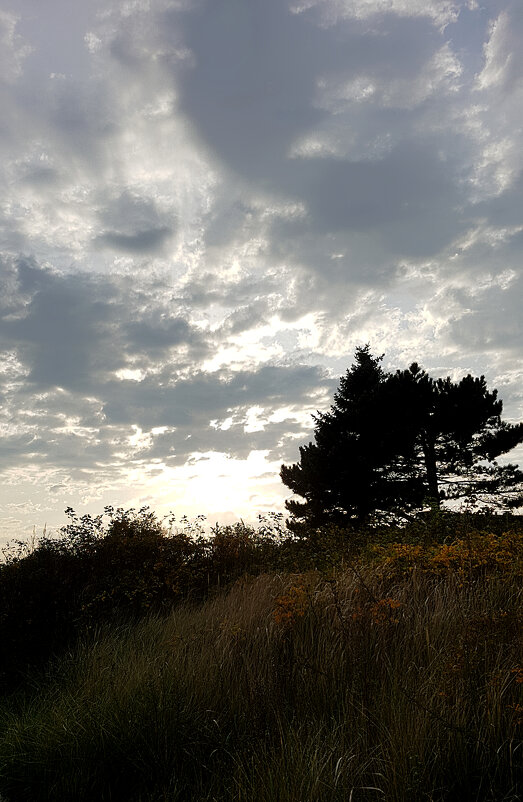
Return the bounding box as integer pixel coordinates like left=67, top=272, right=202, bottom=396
left=475, top=11, right=511, bottom=90
left=0, top=11, right=32, bottom=83
left=292, top=0, right=460, bottom=30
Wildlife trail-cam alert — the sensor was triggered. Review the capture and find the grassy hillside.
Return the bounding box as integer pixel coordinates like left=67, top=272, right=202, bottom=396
left=0, top=511, right=522, bottom=800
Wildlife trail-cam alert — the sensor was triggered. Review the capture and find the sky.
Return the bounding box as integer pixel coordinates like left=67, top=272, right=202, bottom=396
left=1, top=0, right=522, bottom=544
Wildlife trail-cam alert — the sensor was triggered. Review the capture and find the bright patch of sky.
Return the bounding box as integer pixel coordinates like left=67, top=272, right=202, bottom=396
left=0, top=0, right=522, bottom=544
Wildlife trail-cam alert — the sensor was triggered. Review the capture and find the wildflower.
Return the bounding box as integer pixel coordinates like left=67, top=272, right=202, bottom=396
left=273, top=580, right=308, bottom=626
left=370, top=597, right=402, bottom=625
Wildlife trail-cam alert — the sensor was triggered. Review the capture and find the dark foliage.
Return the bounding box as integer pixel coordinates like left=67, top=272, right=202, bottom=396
left=0, top=526, right=522, bottom=802
left=0, top=508, right=287, bottom=691
left=1, top=501, right=522, bottom=694
left=281, top=346, right=523, bottom=533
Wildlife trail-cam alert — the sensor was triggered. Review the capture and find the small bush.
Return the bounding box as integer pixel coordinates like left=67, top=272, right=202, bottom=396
left=372, top=527, right=523, bottom=580
left=0, top=508, right=297, bottom=688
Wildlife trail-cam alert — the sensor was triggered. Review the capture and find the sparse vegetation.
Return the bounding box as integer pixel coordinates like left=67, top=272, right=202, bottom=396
left=0, top=508, right=522, bottom=800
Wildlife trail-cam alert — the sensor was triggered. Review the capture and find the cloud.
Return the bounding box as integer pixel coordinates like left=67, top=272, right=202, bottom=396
left=170, top=0, right=470, bottom=290
left=0, top=257, right=122, bottom=391
left=0, top=255, right=331, bottom=483
left=0, top=10, right=32, bottom=84
left=296, top=0, right=460, bottom=29
left=124, top=317, right=204, bottom=352
left=97, top=228, right=171, bottom=254
left=0, top=0, right=522, bottom=537
left=174, top=1, right=445, bottom=183
left=0, top=256, right=210, bottom=411
left=95, top=190, right=175, bottom=254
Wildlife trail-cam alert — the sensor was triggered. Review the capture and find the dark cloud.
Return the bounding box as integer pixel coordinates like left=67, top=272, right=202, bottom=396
left=175, top=1, right=440, bottom=182
left=97, top=227, right=172, bottom=254
left=137, top=417, right=312, bottom=467
left=448, top=275, right=523, bottom=354
left=102, top=363, right=330, bottom=429
left=172, top=0, right=467, bottom=277
left=124, top=317, right=206, bottom=352
left=0, top=258, right=121, bottom=391
left=275, top=142, right=464, bottom=261
left=17, top=74, right=117, bottom=172
left=0, top=255, right=330, bottom=484
left=473, top=173, right=523, bottom=229
left=20, top=166, right=61, bottom=187
left=175, top=0, right=326, bottom=180
left=95, top=191, right=175, bottom=254
left=0, top=258, right=207, bottom=393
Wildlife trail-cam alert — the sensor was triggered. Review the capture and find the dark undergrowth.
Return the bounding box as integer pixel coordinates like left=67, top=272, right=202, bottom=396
left=0, top=509, right=522, bottom=800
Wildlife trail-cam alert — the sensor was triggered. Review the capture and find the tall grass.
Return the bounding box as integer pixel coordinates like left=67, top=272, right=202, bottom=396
left=0, top=562, right=521, bottom=801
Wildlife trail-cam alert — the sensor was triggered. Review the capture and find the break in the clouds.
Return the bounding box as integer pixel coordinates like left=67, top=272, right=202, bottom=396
left=0, top=0, right=522, bottom=541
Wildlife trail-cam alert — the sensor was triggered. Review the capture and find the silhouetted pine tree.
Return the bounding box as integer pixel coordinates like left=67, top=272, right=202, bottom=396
left=281, top=346, right=523, bottom=532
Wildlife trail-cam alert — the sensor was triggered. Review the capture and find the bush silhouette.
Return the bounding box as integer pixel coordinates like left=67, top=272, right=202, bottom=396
left=0, top=507, right=291, bottom=688
left=0, top=507, right=204, bottom=688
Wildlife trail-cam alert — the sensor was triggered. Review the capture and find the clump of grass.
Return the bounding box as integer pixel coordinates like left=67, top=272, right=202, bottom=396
left=0, top=553, right=521, bottom=801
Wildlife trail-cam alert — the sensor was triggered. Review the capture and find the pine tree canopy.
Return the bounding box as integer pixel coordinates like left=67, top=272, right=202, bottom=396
left=280, top=346, right=523, bottom=532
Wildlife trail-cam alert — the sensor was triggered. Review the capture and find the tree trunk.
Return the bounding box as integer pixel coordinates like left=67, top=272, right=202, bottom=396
left=422, top=436, right=440, bottom=508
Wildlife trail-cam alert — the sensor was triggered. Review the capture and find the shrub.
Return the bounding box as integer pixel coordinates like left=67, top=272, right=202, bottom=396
left=0, top=507, right=206, bottom=688
left=372, top=527, right=523, bottom=580
left=0, top=508, right=295, bottom=688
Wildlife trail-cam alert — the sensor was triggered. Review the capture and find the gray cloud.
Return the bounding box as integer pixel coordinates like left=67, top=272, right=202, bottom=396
left=102, top=363, right=330, bottom=430
left=0, top=255, right=330, bottom=485
left=275, top=143, right=464, bottom=264
left=174, top=1, right=442, bottom=181
left=448, top=274, right=523, bottom=355
left=124, top=317, right=203, bottom=351
left=0, top=258, right=121, bottom=391
left=95, top=191, right=175, bottom=255
left=0, top=257, right=209, bottom=394
left=169, top=0, right=473, bottom=290
left=137, top=417, right=313, bottom=467
left=97, top=228, right=172, bottom=254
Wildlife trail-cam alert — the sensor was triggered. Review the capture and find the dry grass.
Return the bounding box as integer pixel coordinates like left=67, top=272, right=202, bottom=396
left=0, top=553, right=521, bottom=801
